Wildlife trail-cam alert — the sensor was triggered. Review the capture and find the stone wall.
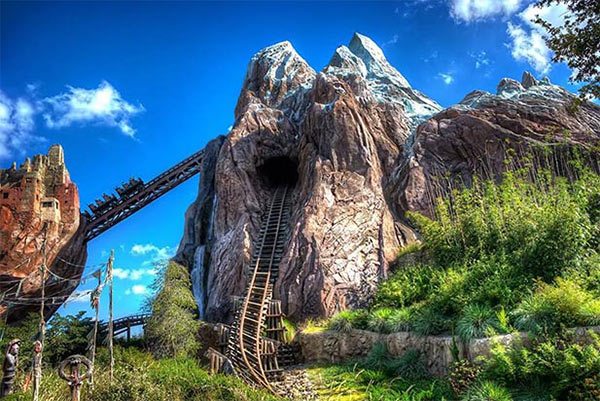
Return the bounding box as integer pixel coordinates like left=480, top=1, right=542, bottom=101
left=298, top=326, right=600, bottom=375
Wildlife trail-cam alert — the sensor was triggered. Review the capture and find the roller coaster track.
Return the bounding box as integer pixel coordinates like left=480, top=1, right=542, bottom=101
left=226, top=186, right=291, bottom=391
left=84, top=149, right=205, bottom=241
left=98, top=313, right=150, bottom=339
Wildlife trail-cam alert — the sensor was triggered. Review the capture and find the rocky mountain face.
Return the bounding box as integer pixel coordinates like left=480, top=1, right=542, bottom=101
left=0, top=145, right=87, bottom=323
left=176, top=34, right=600, bottom=323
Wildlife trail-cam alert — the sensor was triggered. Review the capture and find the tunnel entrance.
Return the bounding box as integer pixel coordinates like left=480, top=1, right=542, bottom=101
left=257, top=156, right=299, bottom=188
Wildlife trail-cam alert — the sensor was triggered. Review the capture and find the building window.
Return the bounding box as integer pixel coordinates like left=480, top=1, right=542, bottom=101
left=42, top=201, right=54, bottom=208
left=2, top=193, right=8, bottom=199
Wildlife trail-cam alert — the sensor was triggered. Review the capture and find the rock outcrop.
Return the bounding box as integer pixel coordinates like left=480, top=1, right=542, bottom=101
left=0, top=145, right=87, bottom=323
left=175, top=33, right=600, bottom=323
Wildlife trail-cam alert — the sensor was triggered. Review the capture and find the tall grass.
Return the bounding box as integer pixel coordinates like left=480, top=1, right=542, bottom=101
left=4, top=347, right=279, bottom=401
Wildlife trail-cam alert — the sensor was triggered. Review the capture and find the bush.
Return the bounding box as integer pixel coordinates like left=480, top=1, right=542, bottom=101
left=512, top=278, right=600, bottom=334
left=375, top=264, right=438, bottom=309
left=456, top=305, right=500, bottom=341
left=327, top=309, right=368, bottom=332
left=461, top=380, right=513, bottom=401
left=482, top=331, right=600, bottom=400
left=449, top=359, right=481, bottom=396
left=410, top=171, right=596, bottom=281
left=359, top=343, right=430, bottom=380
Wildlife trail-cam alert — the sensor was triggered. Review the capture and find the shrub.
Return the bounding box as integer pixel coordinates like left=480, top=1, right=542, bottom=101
left=375, top=264, right=438, bottom=308
left=5, top=346, right=279, bottom=401
left=367, top=308, right=395, bottom=333
left=456, top=305, right=499, bottom=341
left=410, top=172, right=596, bottom=281
left=482, top=332, right=600, bottom=400
left=388, top=307, right=414, bottom=332
left=411, top=307, right=451, bottom=336
left=282, top=318, right=297, bottom=343
left=361, top=343, right=429, bottom=379
left=461, top=380, right=513, bottom=401
left=449, top=359, right=481, bottom=396
left=327, top=309, right=368, bottom=332
left=512, top=278, right=600, bottom=334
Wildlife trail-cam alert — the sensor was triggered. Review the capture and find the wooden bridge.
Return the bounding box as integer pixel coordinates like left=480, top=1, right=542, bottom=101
left=84, top=149, right=205, bottom=241
left=98, top=313, right=150, bottom=341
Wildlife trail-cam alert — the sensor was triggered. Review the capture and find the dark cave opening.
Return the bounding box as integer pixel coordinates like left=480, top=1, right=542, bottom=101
left=257, top=156, right=299, bottom=188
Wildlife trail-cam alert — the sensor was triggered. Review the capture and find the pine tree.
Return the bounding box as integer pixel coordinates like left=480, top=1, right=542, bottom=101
left=145, top=261, right=200, bottom=358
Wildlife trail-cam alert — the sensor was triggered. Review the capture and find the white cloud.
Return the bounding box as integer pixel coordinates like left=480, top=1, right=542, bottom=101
left=131, top=243, right=173, bottom=260
left=112, top=267, right=157, bottom=281
left=423, top=51, right=439, bottom=64
left=438, top=72, right=454, bottom=85
left=505, top=2, right=570, bottom=75
left=0, top=91, right=40, bottom=160
left=506, top=22, right=552, bottom=74
left=42, top=81, right=144, bottom=137
left=383, top=34, right=399, bottom=48
left=126, top=284, right=149, bottom=296
left=450, top=0, right=522, bottom=22
left=130, top=243, right=174, bottom=268
left=470, top=51, right=490, bottom=69
left=0, top=81, right=143, bottom=159
left=519, top=2, right=569, bottom=29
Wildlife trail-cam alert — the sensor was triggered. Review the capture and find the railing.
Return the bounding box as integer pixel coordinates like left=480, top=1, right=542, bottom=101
left=98, top=313, right=150, bottom=340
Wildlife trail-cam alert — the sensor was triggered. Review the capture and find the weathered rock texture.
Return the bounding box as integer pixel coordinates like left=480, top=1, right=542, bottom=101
left=0, top=145, right=87, bottom=323
left=176, top=34, right=600, bottom=323
left=391, top=71, right=600, bottom=217
left=298, top=326, right=600, bottom=375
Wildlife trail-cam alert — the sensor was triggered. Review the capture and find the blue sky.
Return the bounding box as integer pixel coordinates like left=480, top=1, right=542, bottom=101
left=0, top=0, right=578, bottom=321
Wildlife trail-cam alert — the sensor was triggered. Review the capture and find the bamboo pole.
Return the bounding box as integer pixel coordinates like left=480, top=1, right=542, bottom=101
left=89, top=270, right=101, bottom=388
left=108, top=250, right=114, bottom=383
left=32, top=225, right=48, bottom=401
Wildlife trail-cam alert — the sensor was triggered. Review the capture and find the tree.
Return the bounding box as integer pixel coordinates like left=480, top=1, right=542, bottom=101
left=145, top=261, right=200, bottom=358
left=45, top=311, right=94, bottom=366
left=534, top=0, right=600, bottom=98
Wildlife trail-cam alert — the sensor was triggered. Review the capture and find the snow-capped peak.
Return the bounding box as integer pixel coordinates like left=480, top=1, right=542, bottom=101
left=239, top=40, right=316, bottom=117
left=244, top=41, right=315, bottom=86
left=348, top=32, right=411, bottom=88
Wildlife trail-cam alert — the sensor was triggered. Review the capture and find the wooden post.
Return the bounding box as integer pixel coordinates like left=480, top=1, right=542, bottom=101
left=33, top=226, right=48, bottom=401
left=107, top=250, right=114, bottom=383
left=126, top=322, right=131, bottom=342
left=89, top=270, right=101, bottom=388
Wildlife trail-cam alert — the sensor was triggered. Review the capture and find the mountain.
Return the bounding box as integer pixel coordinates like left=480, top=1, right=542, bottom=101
left=174, top=33, right=599, bottom=323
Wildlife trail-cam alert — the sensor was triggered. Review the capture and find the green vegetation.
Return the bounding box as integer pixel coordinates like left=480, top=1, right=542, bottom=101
left=480, top=331, right=600, bottom=400
left=4, top=346, right=279, bottom=401
left=325, top=170, right=600, bottom=339
left=145, top=261, right=201, bottom=358
left=534, top=0, right=600, bottom=99
left=309, top=169, right=600, bottom=400
left=0, top=311, right=94, bottom=368
left=308, top=359, right=453, bottom=401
